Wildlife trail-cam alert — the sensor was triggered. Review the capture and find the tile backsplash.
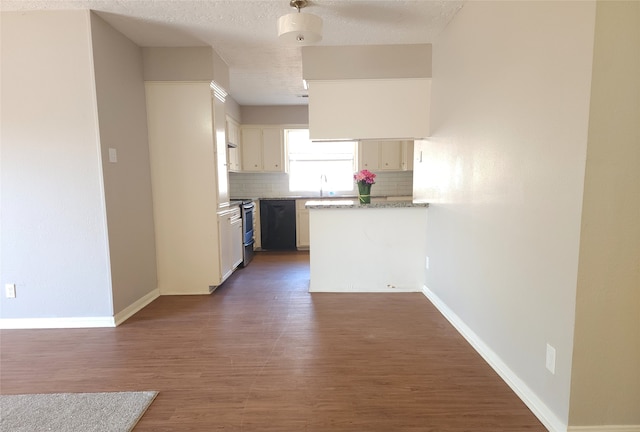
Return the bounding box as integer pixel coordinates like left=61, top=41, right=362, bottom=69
left=229, top=171, right=413, bottom=199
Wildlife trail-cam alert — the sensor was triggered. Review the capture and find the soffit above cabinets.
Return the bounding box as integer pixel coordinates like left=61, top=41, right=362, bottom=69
left=302, top=44, right=432, bottom=81
left=303, top=45, right=431, bottom=141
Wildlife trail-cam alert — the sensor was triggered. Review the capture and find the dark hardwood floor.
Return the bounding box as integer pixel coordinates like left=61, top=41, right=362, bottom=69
left=0, top=251, right=545, bottom=431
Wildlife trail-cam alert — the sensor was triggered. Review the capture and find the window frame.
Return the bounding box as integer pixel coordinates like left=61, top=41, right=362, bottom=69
left=285, top=129, right=357, bottom=194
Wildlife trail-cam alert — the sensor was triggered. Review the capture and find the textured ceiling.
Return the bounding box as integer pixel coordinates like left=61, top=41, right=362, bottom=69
left=1, top=0, right=464, bottom=106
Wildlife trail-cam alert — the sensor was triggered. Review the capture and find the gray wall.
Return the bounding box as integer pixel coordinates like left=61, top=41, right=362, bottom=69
left=90, top=13, right=158, bottom=315
left=414, top=1, right=597, bottom=427
left=226, top=97, right=242, bottom=123
left=0, top=10, right=113, bottom=319
left=240, top=105, right=308, bottom=125
left=302, top=44, right=432, bottom=80
left=142, top=46, right=230, bottom=91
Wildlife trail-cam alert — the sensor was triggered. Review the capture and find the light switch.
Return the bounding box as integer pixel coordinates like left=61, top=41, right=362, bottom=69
left=108, top=148, right=118, bottom=163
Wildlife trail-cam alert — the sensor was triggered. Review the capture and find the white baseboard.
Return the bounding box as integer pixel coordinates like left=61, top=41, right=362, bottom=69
left=113, top=288, right=160, bottom=326
left=422, top=285, right=568, bottom=432
left=159, top=290, right=213, bottom=295
left=568, top=427, right=640, bottom=432
left=0, top=289, right=161, bottom=329
left=0, top=316, right=116, bottom=329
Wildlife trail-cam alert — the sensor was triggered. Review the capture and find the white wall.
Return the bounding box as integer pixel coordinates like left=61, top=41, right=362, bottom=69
left=569, top=1, right=640, bottom=426
left=0, top=11, right=113, bottom=320
left=90, top=13, right=158, bottom=315
left=415, top=1, right=596, bottom=428
left=309, top=207, right=427, bottom=292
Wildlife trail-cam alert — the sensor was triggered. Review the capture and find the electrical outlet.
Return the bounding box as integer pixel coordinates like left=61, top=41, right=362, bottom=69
left=5, top=283, right=16, bottom=299
left=546, top=343, right=556, bottom=374
left=425, top=256, right=430, bottom=270
left=108, top=148, right=118, bottom=163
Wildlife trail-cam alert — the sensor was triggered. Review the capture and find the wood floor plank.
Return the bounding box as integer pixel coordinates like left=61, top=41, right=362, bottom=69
left=0, top=251, right=546, bottom=431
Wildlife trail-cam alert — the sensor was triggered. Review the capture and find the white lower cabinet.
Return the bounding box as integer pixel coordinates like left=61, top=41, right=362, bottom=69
left=218, top=206, right=242, bottom=283
left=231, top=216, right=243, bottom=268
left=296, top=200, right=310, bottom=249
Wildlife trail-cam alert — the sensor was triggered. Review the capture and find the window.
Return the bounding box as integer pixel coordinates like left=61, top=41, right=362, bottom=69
left=286, top=129, right=356, bottom=193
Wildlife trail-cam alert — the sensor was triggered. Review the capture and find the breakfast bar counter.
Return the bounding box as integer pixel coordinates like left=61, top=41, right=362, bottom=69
left=306, top=200, right=428, bottom=292
left=305, top=200, right=428, bottom=210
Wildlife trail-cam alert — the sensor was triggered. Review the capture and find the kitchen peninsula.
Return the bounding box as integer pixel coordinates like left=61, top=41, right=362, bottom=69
left=306, top=200, right=428, bottom=292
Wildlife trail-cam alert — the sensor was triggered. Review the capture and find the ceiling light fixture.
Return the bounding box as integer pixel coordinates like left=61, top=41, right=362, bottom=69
left=278, top=0, right=322, bottom=45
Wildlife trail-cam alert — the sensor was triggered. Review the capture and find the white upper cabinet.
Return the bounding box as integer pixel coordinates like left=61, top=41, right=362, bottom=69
left=226, top=115, right=241, bottom=172
left=212, top=92, right=229, bottom=207
left=359, top=141, right=380, bottom=171
left=402, top=141, right=414, bottom=171
left=240, top=127, right=262, bottom=171
left=240, top=126, right=285, bottom=173
left=358, top=140, right=413, bottom=171
left=226, top=115, right=240, bottom=147
left=379, top=140, right=403, bottom=170
left=262, top=128, right=284, bottom=172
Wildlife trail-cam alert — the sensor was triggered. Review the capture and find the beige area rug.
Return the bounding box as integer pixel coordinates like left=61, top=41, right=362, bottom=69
left=0, top=391, right=158, bottom=432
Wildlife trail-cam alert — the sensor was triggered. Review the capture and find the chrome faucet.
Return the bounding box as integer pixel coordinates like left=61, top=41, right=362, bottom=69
left=319, top=174, right=327, bottom=198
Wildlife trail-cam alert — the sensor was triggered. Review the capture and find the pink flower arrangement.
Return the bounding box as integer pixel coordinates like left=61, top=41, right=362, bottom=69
left=354, top=169, right=376, bottom=185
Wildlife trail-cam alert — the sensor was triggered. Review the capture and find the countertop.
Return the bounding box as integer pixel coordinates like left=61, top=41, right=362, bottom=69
left=231, top=195, right=414, bottom=201
left=305, top=200, right=429, bottom=210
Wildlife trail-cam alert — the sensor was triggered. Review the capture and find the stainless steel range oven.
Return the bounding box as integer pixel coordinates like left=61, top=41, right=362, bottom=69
left=240, top=200, right=255, bottom=267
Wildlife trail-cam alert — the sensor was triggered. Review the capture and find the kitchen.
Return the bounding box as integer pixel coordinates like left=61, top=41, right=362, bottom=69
left=143, top=42, right=432, bottom=294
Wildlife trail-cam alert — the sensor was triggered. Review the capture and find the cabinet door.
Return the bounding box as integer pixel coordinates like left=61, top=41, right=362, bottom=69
left=296, top=200, right=310, bottom=249
left=226, top=116, right=241, bottom=172
left=253, top=202, right=261, bottom=250
left=379, top=140, right=402, bottom=170
left=213, top=96, right=229, bottom=206
left=227, top=146, right=240, bottom=172
left=402, top=140, right=414, bottom=171
left=359, top=141, right=380, bottom=170
left=226, top=116, right=240, bottom=147
left=241, top=128, right=262, bottom=171
left=217, top=212, right=233, bottom=281
left=262, top=128, right=284, bottom=172
left=231, top=217, right=243, bottom=268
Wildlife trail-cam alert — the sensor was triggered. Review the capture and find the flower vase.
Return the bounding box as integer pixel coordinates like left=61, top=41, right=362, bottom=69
left=357, top=182, right=372, bottom=204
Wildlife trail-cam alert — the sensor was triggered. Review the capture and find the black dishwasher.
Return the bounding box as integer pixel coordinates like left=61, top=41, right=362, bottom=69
left=260, top=199, right=296, bottom=250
